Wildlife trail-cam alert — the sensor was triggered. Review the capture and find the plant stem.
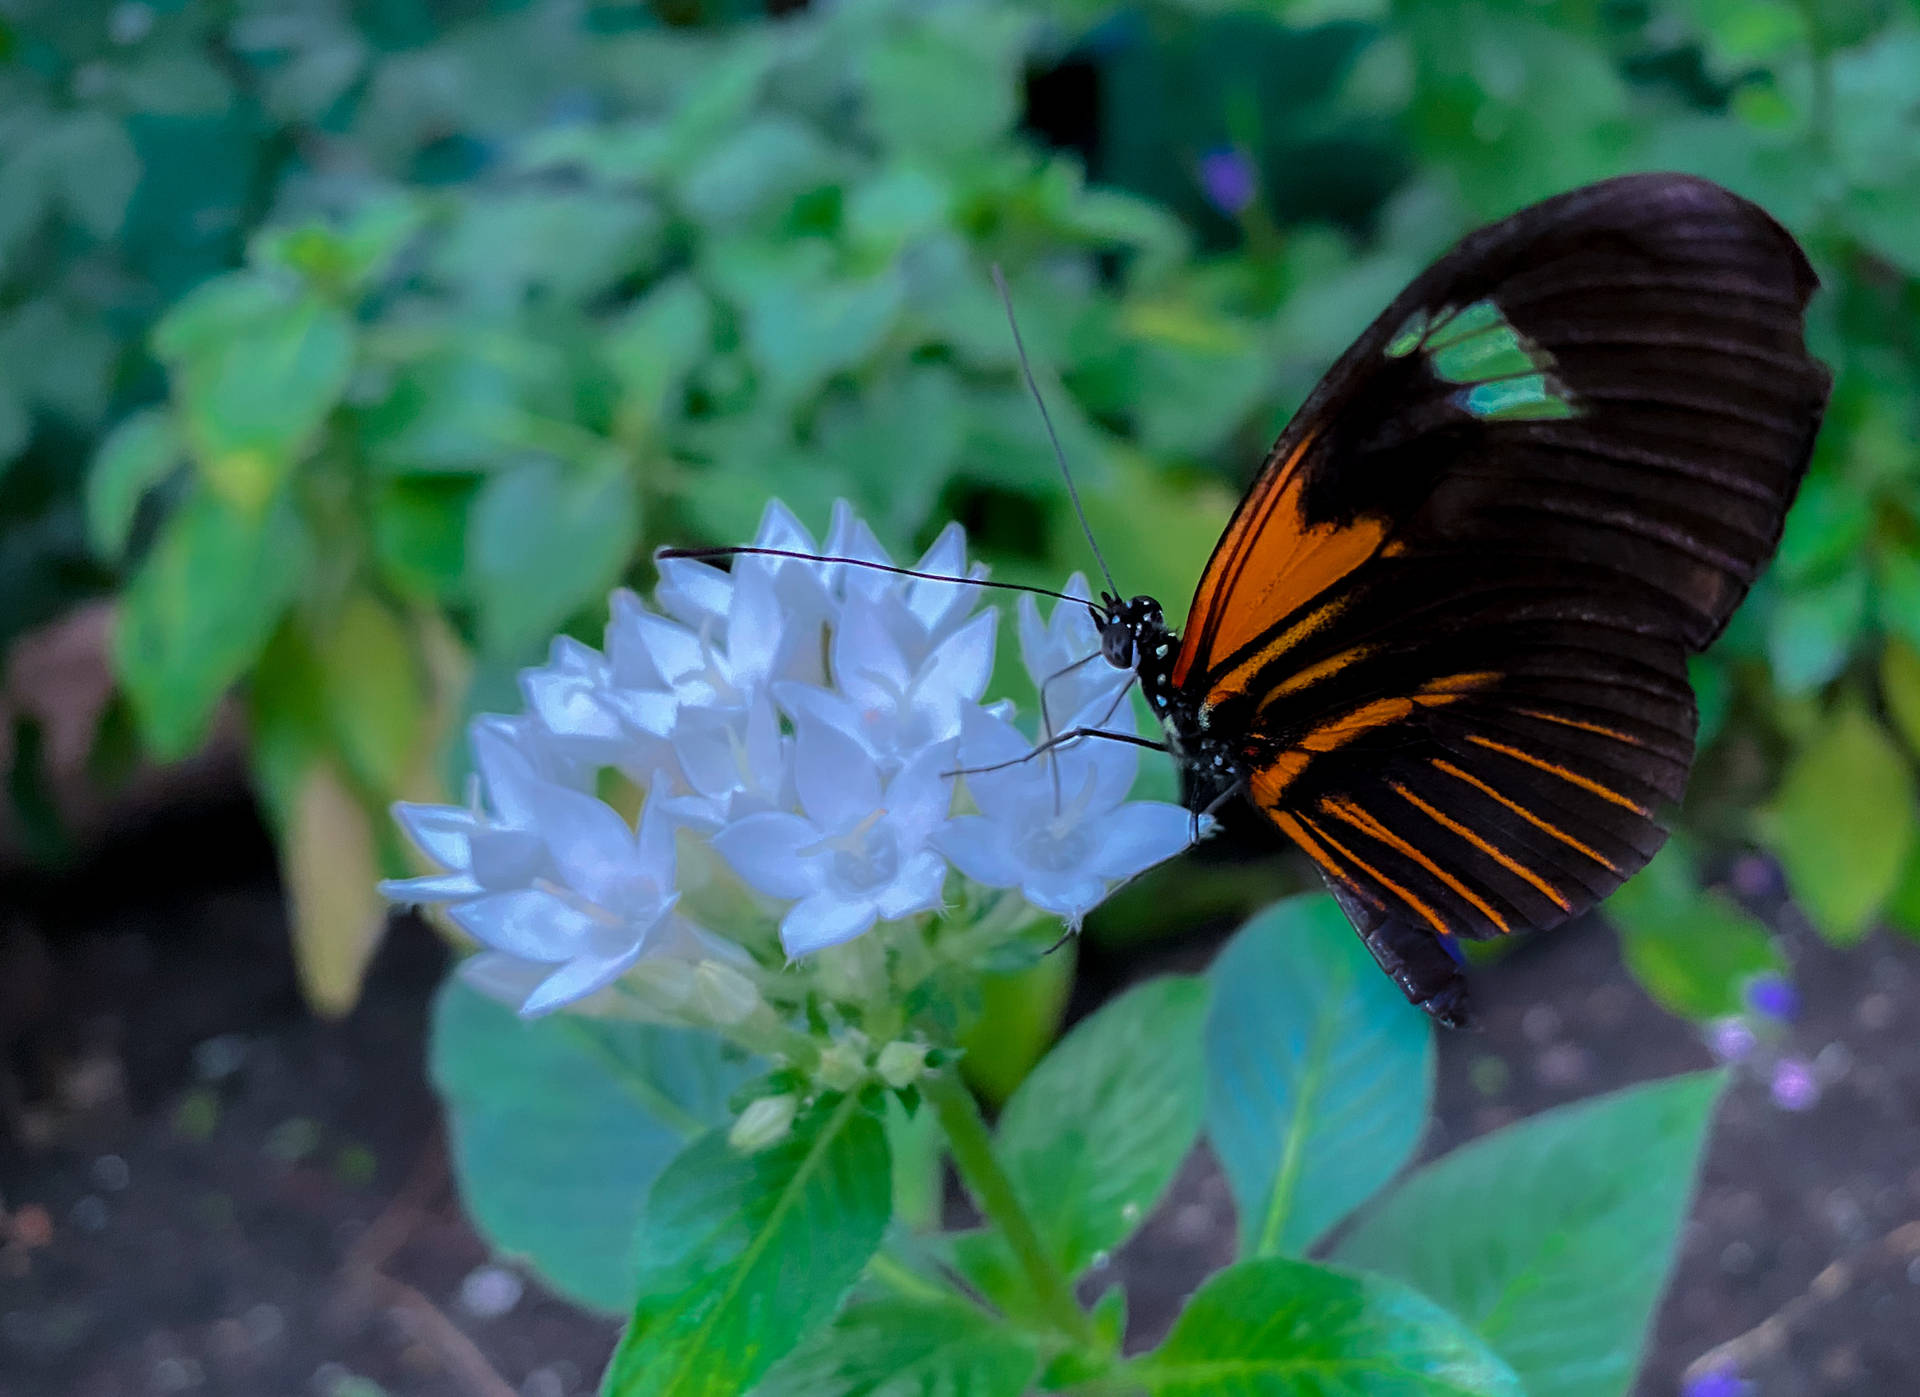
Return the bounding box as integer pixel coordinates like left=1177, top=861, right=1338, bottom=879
left=924, top=1071, right=1097, bottom=1347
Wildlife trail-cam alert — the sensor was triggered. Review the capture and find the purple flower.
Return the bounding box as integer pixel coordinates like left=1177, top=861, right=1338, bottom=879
left=1770, top=1056, right=1820, bottom=1111
left=1197, top=147, right=1257, bottom=218
left=1705, top=1017, right=1756, bottom=1064
left=1682, top=1363, right=1750, bottom=1397
left=1745, top=973, right=1800, bottom=1023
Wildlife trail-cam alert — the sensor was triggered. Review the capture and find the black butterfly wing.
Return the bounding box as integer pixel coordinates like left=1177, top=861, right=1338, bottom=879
left=1173, top=173, right=1828, bottom=971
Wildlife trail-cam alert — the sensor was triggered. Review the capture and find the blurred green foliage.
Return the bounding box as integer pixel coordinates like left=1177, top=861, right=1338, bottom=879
left=6, top=0, right=1920, bottom=1013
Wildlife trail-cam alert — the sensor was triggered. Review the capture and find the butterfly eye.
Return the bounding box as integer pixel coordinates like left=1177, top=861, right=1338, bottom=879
left=1100, top=621, right=1135, bottom=670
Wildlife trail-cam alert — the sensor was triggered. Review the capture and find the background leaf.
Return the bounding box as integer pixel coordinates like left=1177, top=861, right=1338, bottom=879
left=1336, top=1073, right=1723, bottom=1397
left=113, top=486, right=307, bottom=758
left=1133, top=1257, right=1522, bottom=1397
left=430, top=980, right=755, bottom=1313
left=602, top=1096, right=891, bottom=1397
left=281, top=760, right=387, bottom=1017
left=1762, top=703, right=1918, bottom=943
left=1205, top=894, right=1434, bottom=1257
left=1607, top=845, right=1785, bottom=1020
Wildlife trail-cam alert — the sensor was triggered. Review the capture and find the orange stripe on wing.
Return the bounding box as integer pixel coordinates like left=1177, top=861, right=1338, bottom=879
left=1323, top=797, right=1511, bottom=933
left=1513, top=706, right=1642, bottom=745
left=1204, top=596, right=1350, bottom=708
left=1463, top=735, right=1649, bottom=814
left=1430, top=759, right=1621, bottom=872
left=1267, top=807, right=1352, bottom=885
left=1389, top=782, right=1572, bottom=914
left=1298, top=813, right=1454, bottom=938
left=1254, top=646, right=1376, bottom=713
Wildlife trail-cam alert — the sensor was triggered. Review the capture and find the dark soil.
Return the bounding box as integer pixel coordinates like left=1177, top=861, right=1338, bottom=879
left=2, top=797, right=1916, bottom=1397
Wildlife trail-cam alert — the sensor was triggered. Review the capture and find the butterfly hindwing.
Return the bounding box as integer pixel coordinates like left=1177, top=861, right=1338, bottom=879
left=1175, top=173, right=1828, bottom=944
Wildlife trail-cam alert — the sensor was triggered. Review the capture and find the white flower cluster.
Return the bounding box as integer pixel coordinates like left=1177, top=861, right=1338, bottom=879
left=383, top=501, right=1194, bottom=1016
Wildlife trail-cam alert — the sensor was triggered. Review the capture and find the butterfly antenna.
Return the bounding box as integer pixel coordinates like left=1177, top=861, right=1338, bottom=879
left=655, top=545, right=1097, bottom=608
left=991, top=264, right=1120, bottom=600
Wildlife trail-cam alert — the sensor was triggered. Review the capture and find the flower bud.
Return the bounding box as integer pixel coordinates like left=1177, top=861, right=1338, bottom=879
left=815, top=1040, right=868, bottom=1093
left=876, top=1040, right=930, bottom=1090
left=692, top=960, right=762, bottom=1027
left=728, top=1094, right=798, bottom=1152
left=629, top=958, right=698, bottom=1007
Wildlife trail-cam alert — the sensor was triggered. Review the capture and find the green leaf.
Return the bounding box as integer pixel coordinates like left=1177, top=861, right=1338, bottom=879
left=987, top=976, right=1209, bottom=1277
left=859, top=13, right=1029, bottom=160
left=604, top=274, right=713, bottom=435
left=1205, top=895, right=1433, bottom=1258
left=87, top=408, right=183, bottom=558
left=1133, top=1258, right=1521, bottom=1397
left=1882, top=638, right=1920, bottom=760
left=39, top=111, right=141, bottom=239
left=754, top=1298, right=1040, bottom=1397
left=958, top=942, right=1075, bottom=1107
left=1337, top=1073, right=1723, bottom=1397
left=173, top=292, right=356, bottom=503
left=602, top=1095, right=891, bottom=1397
left=1607, top=844, right=1784, bottom=1020
left=430, top=979, right=754, bottom=1313
left=113, top=486, right=308, bottom=758
left=1762, top=703, right=1918, bottom=943
left=315, top=593, right=427, bottom=799
left=705, top=240, right=904, bottom=407
left=469, top=459, right=641, bottom=657
left=1766, top=567, right=1869, bottom=695
left=280, top=759, right=388, bottom=1017
left=372, top=475, right=474, bottom=603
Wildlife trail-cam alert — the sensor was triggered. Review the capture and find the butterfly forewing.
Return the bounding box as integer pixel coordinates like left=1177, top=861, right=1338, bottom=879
left=1178, top=173, right=1829, bottom=943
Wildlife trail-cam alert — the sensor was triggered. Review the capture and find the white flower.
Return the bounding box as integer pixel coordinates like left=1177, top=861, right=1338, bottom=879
left=397, top=763, right=691, bottom=1013
left=381, top=716, right=574, bottom=904
left=1018, top=571, right=1130, bottom=726
left=713, top=719, right=955, bottom=957
left=934, top=706, right=1191, bottom=927
left=778, top=598, right=997, bottom=774
left=663, top=687, right=793, bottom=832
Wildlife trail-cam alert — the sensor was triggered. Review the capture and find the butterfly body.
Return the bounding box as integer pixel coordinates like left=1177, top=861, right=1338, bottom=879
left=1087, top=172, right=1831, bottom=1026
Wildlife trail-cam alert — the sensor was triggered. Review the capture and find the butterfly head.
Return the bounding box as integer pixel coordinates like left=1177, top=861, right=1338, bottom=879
left=1094, top=594, right=1167, bottom=672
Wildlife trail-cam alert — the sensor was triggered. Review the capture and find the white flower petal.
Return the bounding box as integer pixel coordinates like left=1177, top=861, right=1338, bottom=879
left=886, top=738, right=957, bottom=838
left=916, top=607, right=997, bottom=715
left=957, top=705, right=1042, bottom=823
left=393, top=803, right=477, bottom=871
left=654, top=555, right=733, bottom=629
left=519, top=944, right=646, bottom=1017
left=1089, top=802, right=1194, bottom=881
left=875, top=850, right=948, bottom=920
left=457, top=950, right=553, bottom=1009
left=632, top=610, right=704, bottom=687
left=931, top=817, right=1023, bottom=888
left=471, top=721, right=547, bottom=828
left=831, top=596, right=913, bottom=710
left=727, top=563, right=786, bottom=686
left=379, top=872, right=483, bottom=903
left=451, top=890, right=596, bottom=962
left=1021, top=872, right=1110, bottom=925
left=521, top=785, right=637, bottom=908
left=712, top=812, right=819, bottom=899
left=781, top=891, right=878, bottom=958
left=794, top=718, right=881, bottom=829
left=468, top=826, right=550, bottom=890
left=635, top=778, right=678, bottom=885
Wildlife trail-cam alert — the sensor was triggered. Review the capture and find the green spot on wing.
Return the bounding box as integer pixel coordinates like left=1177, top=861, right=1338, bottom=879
left=1421, top=298, right=1504, bottom=350
left=1385, top=309, right=1433, bottom=358
left=1430, top=324, right=1546, bottom=385
left=1458, top=373, right=1578, bottom=420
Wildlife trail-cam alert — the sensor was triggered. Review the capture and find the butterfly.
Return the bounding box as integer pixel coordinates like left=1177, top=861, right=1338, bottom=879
left=1078, top=171, right=1829, bottom=1025
left=669, top=172, right=1830, bottom=1026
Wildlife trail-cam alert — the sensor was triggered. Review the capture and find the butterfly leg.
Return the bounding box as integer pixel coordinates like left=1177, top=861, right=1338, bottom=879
left=1323, top=879, right=1475, bottom=1029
